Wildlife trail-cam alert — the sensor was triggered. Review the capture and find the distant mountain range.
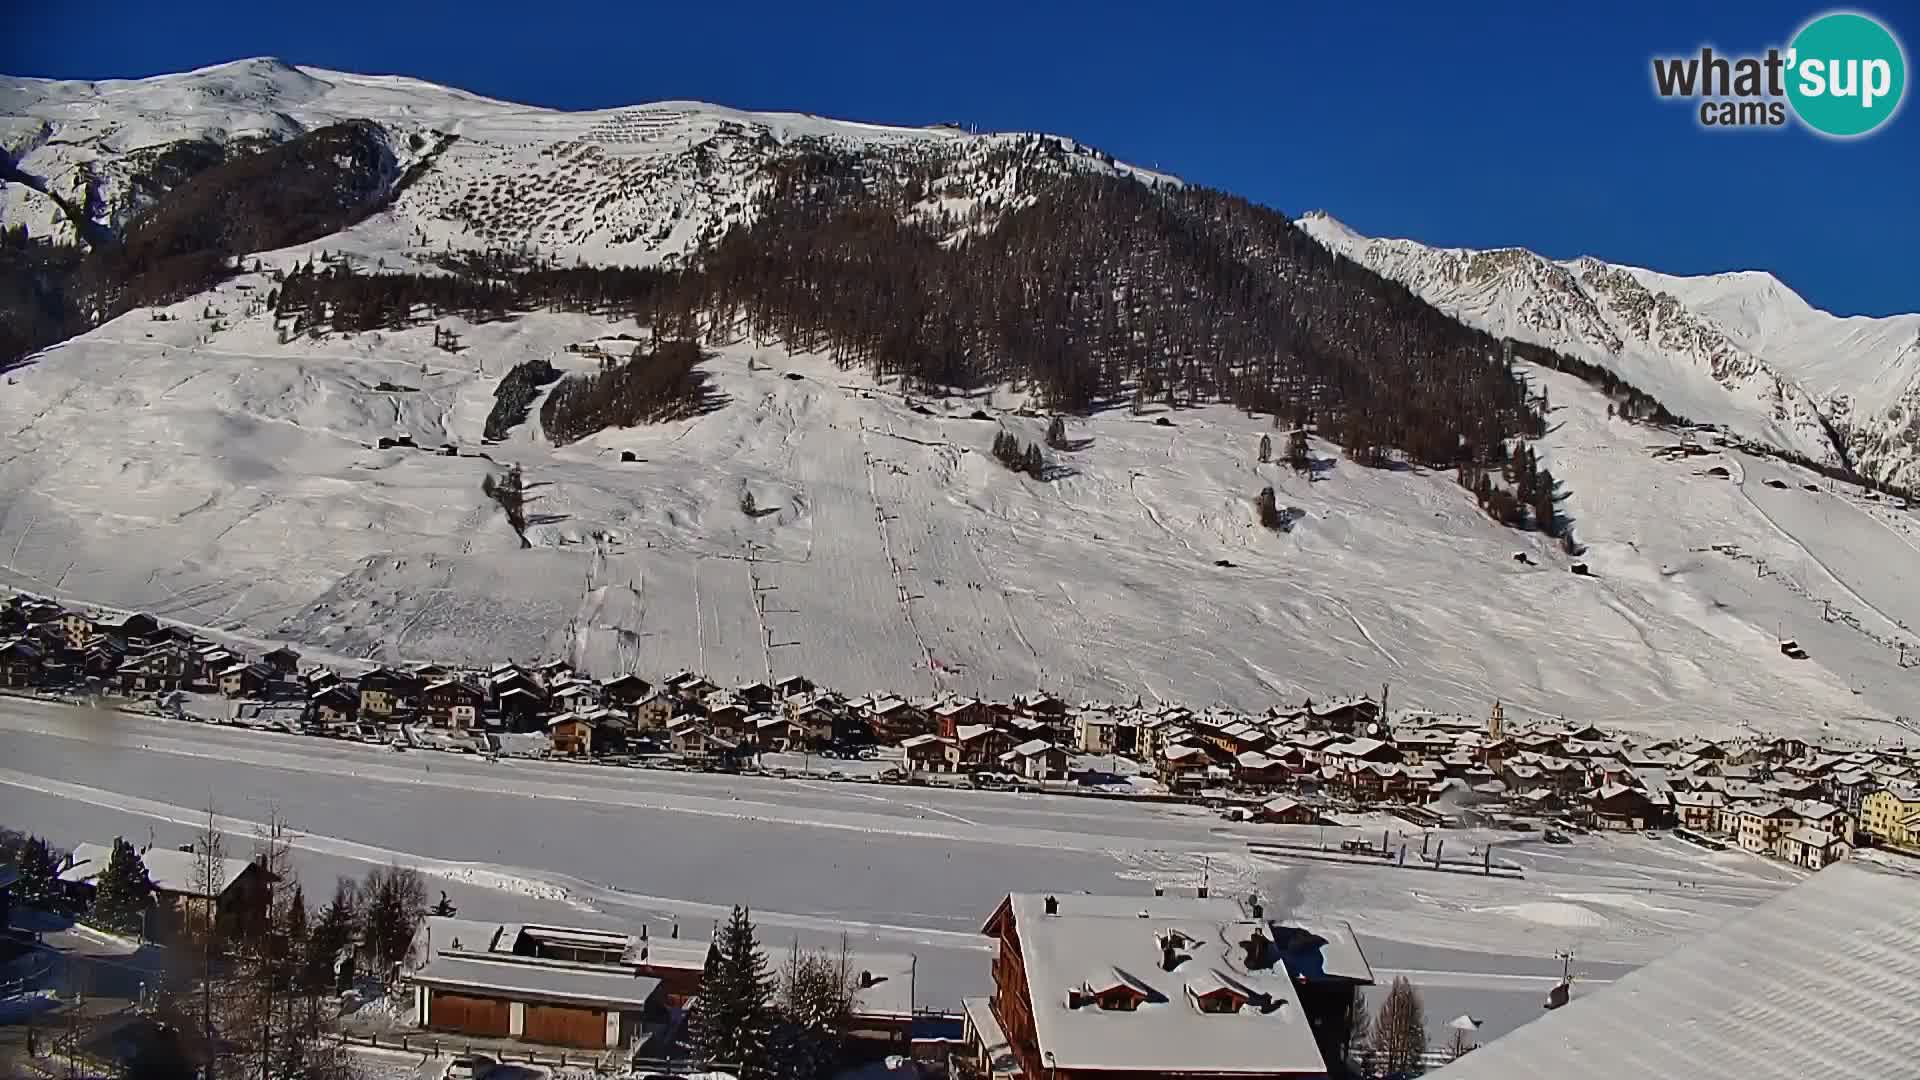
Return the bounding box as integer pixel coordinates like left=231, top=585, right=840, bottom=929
left=1299, top=212, right=1920, bottom=490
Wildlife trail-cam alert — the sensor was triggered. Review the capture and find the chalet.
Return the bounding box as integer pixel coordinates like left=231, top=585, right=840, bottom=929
left=261, top=646, right=301, bottom=677
left=1073, top=710, right=1126, bottom=755
left=903, top=733, right=962, bottom=773
left=629, top=690, right=674, bottom=733
left=773, top=674, right=814, bottom=701
left=1159, top=744, right=1212, bottom=792
left=1736, top=803, right=1798, bottom=855
left=54, top=610, right=97, bottom=651
left=957, top=724, right=1015, bottom=769
left=550, top=682, right=597, bottom=712
left=667, top=718, right=709, bottom=758
left=217, top=662, right=270, bottom=699
left=536, top=659, right=575, bottom=687
left=1001, top=739, right=1070, bottom=781
left=1306, top=696, right=1379, bottom=733
left=411, top=945, right=666, bottom=1050
left=422, top=679, right=488, bottom=729
left=310, top=685, right=358, bottom=728
left=81, top=638, right=125, bottom=682
left=1826, top=769, right=1876, bottom=817
left=193, top=646, right=237, bottom=690
left=117, top=645, right=191, bottom=695
left=867, top=696, right=930, bottom=743
left=749, top=713, right=795, bottom=752
left=0, top=637, right=44, bottom=687
left=1233, top=751, right=1292, bottom=790
left=1591, top=784, right=1665, bottom=831
left=1670, top=790, right=1726, bottom=832
left=704, top=694, right=749, bottom=730
left=977, top=893, right=1341, bottom=1080
left=1786, top=800, right=1852, bottom=844
left=497, top=686, right=547, bottom=732
left=790, top=701, right=837, bottom=748
left=1254, top=797, right=1319, bottom=825
left=1325, top=737, right=1399, bottom=765
left=934, top=698, right=992, bottom=739
left=357, top=668, right=421, bottom=720
left=1861, top=782, right=1920, bottom=848
left=98, top=612, right=161, bottom=644
left=602, top=674, right=653, bottom=708
left=548, top=713, right=597, bottom=757
left=1777, top=826, right=1849, bottom=870
left=1015, top=692, right=1067, bottom=720
left=1390, top=729, right=1456, bottom=764
left=60, top=841, right=270, bottom=940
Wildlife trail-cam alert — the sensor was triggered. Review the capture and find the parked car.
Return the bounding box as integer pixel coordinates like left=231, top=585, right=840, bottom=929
left=1543, top=830, right=1571, bottom=845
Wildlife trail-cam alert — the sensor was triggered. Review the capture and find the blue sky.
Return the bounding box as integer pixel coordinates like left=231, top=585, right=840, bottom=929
left=5, top=0, right=1915, bottom=315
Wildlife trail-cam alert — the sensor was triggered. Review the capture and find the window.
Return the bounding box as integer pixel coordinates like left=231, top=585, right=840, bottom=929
left=1195, top=992, right=1242, bottom=1014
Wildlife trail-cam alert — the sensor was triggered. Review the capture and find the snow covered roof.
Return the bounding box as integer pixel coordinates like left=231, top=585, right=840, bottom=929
left=412, top=950, right=662, bottom=1010
left=60, top=842, right=255, bottom=896
left=1422, top=862, right=1920, bottom=1080
left=1781, top=826, right=1837, bottom=848
left=985, top=893, right=1324, bottom=1075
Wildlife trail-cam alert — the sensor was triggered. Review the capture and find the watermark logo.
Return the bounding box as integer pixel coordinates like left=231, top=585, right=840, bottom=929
left=1652, top=10, right=1907, bottom=137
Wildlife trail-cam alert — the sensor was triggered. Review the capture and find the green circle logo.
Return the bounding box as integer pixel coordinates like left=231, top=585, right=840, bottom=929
left=1787, top=12, right=1906, bottom=137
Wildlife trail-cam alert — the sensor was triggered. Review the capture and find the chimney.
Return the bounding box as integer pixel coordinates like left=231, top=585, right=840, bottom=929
left=1153, top=885, right=1164, bottom=897
left=1242, top=927, right=1271, bottom=970
left=1044, top=895, right=1059, bottom=916
left=1197, top=884, right=1209, bottom=899
left=1250, top=900, right=1264, bottom=920
left=1161, top=939, right=1179, bottom=972
left=639, top=924, right=648, bottom=942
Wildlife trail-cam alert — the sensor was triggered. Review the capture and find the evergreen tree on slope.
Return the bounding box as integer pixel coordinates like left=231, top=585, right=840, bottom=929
left=89, top=837, right=153, bottom=936
left=689, top=905, right=776, bottom=1077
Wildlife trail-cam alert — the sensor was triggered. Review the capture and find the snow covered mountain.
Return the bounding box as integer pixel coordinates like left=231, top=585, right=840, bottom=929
left=1, top=60, right=1916, bottom=739
left=1298, top=211, right=1920, bottom=491
left=0, top=57, right=1168, bottom=264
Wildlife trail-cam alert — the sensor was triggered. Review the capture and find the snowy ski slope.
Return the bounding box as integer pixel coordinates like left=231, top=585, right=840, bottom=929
left=0, top=261, right=1914, bottom=740
left=1299, top=212, right=1920, bottom=492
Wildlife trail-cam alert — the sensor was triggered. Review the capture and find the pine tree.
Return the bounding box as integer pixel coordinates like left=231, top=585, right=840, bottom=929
left=13, top=836, right=59, bottom=909
left=302, top=878, right=357, bottom=994
left=1258, top=433, right=1272, bottom=463
left=689, top=906, right=776, bottom=1077
left=89, top=838, right=153, bottom=935
left=1023, top=443, right=1044, bottom=478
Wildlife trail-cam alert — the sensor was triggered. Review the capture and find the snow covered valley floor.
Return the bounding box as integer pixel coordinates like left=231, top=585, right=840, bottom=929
left=0, top=696, right=1811, bottom=1044
left=0, top=268, right=1915, bottom=740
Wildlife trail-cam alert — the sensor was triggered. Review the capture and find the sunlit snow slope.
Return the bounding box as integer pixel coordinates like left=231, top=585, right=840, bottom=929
left=1, top=269, right=1914, bottom=740
left=1299, top=212, right=1920, bottom=492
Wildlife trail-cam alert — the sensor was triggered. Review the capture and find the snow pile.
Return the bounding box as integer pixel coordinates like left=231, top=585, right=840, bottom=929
left=1475, top=901, right=1610, bottom=930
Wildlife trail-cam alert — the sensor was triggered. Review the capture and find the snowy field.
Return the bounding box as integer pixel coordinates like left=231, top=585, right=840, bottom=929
left=0, top=272, right=1915, bottom=739
left=0, top=696, right=1809, bottom=1043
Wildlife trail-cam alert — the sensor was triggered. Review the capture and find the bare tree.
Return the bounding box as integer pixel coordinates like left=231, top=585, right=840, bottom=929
left=1446, top=1026, right=1477, bottom=1061
left=193, top=796, right=228, bottom=1063
left=1371, top=976, right=1428, bottom=1076
left=1343, top=990, right=1372, bottom=1074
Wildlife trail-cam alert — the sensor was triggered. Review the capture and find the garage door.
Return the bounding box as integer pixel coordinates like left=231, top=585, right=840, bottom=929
left=429, top=991, right=511, bottom=1037
left=523, top=1002, right=606, bottom=1049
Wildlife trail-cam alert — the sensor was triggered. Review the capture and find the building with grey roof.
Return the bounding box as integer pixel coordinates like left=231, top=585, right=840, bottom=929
left=1424, top=861, right=1920, bottom=1080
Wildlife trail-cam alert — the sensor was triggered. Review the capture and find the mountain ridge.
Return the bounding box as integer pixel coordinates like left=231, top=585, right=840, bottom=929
left=1297, top=210, right=1920, bottom=491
